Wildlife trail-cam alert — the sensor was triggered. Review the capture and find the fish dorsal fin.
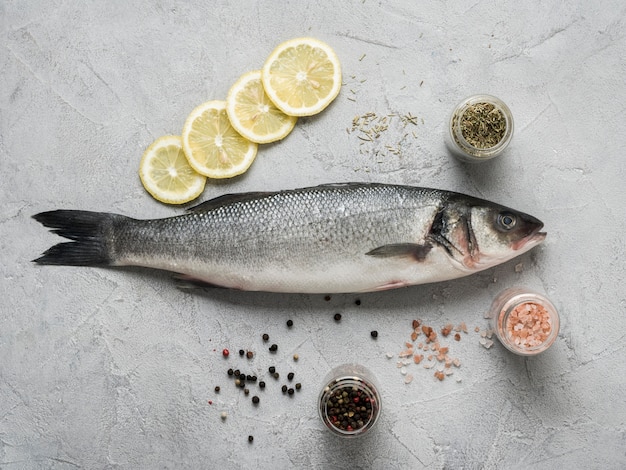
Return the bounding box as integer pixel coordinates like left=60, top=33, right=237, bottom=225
left=187, top=191, right=274, bottom=212
left=187, top=183, right=390, bottom=212
left=311, top=182, right=386, bottom=190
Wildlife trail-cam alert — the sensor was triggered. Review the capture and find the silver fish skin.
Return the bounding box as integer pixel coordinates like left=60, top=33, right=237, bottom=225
left=33, top=183, right=546, bottom=293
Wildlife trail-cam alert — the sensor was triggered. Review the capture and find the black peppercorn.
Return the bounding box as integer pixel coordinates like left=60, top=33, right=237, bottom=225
left=287, top=372, right=294, bottom=381
left=286, top=319, right=293, bottom=327
left=234, top=369, right=241, bottom=377
left=262, top=333, right=269, bottom=341
left=281, top=385, right=288, bottom=393
left=287, top=388, right=294, bottom=395
left=370, top=330, right=378, bottom=338
left=273, top=372, right=279, bottom=379
left=334, top=313, right=342, bottom=322
left=248, top=435, right=254, bottom=443
left=259, top=381, right=266, bottom=389
left=239, top=349, right=245, bottom=356
left=269, top=344, right=278, bottom=352
left=269, top=366, right=276, bottom=374
left=227, top=368, right=234, bottom=376
left=214, top=386, right=220, bottom=393
left=295, top=383, right=302, bottom=390
left=252, top=396, right=260, bottom=404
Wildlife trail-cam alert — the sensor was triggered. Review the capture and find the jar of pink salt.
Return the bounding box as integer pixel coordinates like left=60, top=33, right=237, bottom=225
left=488, top=288, right=560, bottom=356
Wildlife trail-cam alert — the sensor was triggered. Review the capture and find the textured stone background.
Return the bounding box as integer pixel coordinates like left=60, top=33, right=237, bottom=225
left=2, top=1, right=625, bottom=468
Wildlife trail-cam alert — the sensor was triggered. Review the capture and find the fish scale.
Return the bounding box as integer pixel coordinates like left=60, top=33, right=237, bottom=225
left=33, top=183, right=546, bottom=293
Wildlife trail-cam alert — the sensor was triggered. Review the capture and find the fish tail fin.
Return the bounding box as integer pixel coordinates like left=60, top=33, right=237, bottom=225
left=32, top=210, right=120, bottom=266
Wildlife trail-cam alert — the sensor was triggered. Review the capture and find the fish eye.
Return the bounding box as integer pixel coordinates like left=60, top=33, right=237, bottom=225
left=498, top=212, right=517, bottom=230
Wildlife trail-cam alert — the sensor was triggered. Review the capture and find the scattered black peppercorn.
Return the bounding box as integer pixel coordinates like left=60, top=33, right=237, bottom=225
left=324, top=295, right=331, bottom=301
left=355, top=299, right=361, bottom=306
left=287, top=372, right=294, bottom=381
left=269, top=344, right=278, bottom=352
left=288, top=388, right=294, bottom=395
left=370, top=330, right=378, bottom=338
left=286, top=319, right=293, bottom=327
left=281, top=385, right=288, bottom=393
left=273, top=372, right=279, bottom=379
left=214, top=386, right=220, bottom=393
left=295, top=383, right=302, bottom=390
left=246, top=375, right=253, bottom=381
left=248, top=435, right=254, bottom=443
left=269, top=366, right=276, bottom=374
left=234, top=369, right=241, bottom=377
left=252, top=396, right=260, bottom=404
left=227, top=368, right=234, bottom=376
left=244, top=388, right=250, bottom=395
left=334, top=313, right=342, bottom=322
left=262, top=333, right=269, bottom=341
left=239, top=349, right=245, bottom=356
left=250, top=375, right=257, bottom=382
left=259, top=381, right=266, bottom=389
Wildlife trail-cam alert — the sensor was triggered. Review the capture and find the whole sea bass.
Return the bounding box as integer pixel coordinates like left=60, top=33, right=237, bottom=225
left=33, top=183, right=546, bottom=293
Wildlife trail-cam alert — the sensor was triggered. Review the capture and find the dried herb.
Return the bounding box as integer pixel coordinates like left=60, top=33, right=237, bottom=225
left=459, top=102, right=506, bottom=149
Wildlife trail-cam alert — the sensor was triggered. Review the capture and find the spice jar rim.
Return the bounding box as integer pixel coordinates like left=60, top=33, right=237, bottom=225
left=318, top=376, right=382, bottom=438
left=449, top=94, right=514, bottom=160
left=492, top=290, right=560, bottom=355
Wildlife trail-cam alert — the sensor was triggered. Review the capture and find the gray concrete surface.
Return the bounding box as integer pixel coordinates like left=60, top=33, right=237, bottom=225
left=2, top=1, right=626, bottom=468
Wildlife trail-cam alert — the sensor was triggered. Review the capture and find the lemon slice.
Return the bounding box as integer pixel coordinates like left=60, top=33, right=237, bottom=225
left=262, top=37, right=342, bottom=117
left=139, top=135, right=206, bottom=204
left=226, top=70, right=297, bottom=144
left=182, top=100, right=258, bottom=179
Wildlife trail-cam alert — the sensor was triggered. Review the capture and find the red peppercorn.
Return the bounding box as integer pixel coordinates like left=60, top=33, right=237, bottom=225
left=222, top=349, right=229, bottom=357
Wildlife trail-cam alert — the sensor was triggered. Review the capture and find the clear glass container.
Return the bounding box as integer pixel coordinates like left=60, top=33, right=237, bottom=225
left=447, top=94, right=514, bottom=162
left=488, top=287, right=559, bottom=356
left=318, top=364, right=381, bottom=438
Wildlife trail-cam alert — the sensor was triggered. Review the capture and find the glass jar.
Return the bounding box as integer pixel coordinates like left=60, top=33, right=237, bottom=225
left=447, top=94, right=514, bottom=162
left=318, top=364, right=381, bottom=438
left=488, top=287, right=559, bottom=356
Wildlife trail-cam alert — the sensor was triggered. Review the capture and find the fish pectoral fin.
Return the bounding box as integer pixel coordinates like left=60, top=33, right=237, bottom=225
left=365, top=243, right=432, bottom=261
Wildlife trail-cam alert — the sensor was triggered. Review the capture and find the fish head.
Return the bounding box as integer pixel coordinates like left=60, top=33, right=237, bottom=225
left=434, top=196, right=546, bottom=272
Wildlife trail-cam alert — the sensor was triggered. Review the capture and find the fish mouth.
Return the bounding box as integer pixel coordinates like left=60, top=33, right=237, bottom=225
left=512, top=228, right=547, bottom=251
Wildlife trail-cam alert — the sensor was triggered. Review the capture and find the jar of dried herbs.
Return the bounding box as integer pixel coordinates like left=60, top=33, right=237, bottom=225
left=448, top=94, right=513, bottom=162
left=318, top=364, right=381, bottom=438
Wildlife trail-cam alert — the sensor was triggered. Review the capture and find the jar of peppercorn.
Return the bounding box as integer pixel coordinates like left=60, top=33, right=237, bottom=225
left=318, top=364, right=382, bottom=438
